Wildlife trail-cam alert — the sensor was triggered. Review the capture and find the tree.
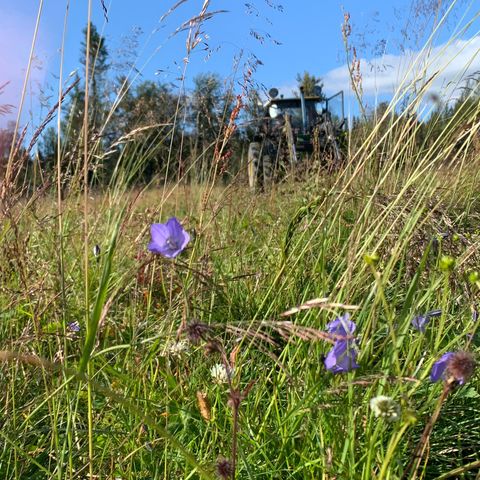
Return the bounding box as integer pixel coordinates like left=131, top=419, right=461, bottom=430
left=80, top=22, right=109, bottom=132
left=0, top=121, right=29, bottom=186
left=48, top=23, right=111, bottom=186
left=191, top=73, right=224, bottom=145
left=0, top=121, right=14, bottom=180
left=64, top=23, right=110, bottom=146
left=110, top=80, right=182, bottom=183
left=296, top=71, right=325, bottom=99
left=189, top=73, right=230, bottom=181
left=0, top=121, right=15, bottom=161
left=38, top=126, right=57, bottom=170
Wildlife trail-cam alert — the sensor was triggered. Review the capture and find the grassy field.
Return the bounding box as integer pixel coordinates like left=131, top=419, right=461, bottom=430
left=1, top=146, right=479, bottom=479
left=1, top=1, right=480, bottom=479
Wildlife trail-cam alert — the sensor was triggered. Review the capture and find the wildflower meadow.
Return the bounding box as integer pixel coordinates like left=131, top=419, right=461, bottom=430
left=0, top=0, right=479, bottom=479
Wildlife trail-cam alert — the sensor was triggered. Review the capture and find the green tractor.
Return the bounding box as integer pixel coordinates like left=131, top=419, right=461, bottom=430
left=247, top=86, right=346, bottom=189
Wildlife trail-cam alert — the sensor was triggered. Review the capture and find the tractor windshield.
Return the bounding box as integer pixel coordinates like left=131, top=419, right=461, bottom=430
left=268, top=99, right=319, bottom=129
left=325, top=92, right=345, bottom=129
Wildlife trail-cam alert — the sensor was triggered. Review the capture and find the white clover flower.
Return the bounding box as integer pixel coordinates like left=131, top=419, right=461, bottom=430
left=370, top=395, right=401, bottom=422
left=161, top=340, right=189, bottom=358
left=210, top=363, right=231, bottom=384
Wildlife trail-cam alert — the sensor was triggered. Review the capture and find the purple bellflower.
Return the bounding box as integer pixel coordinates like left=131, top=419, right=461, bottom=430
left=430, top=352, right=454, bottom=382
left=324, top=339, right=359, bottom=374
left=324, top=314, right=359, bottom=374
left=412, top=309, right=442, bottom=333
left=148, top=217, right=190, bottom=258
left=326, top=313, right=356, bottom=338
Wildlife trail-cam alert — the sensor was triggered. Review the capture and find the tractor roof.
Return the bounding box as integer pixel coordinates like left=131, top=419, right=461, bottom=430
left=264, top=96, right=324, bottom=108
left=271, top=96, right=323, bottom=103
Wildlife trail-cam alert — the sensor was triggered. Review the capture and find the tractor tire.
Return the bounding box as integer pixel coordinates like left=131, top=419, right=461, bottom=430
left=324, top=121, right=343, bottom=168
left=248, top=142, right=262, bottom=190
left=327, top=131, right=343, bottom=167
left=262, top=154, right=274, bottom=188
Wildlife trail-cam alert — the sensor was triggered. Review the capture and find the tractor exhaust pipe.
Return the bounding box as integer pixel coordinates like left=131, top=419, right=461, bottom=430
left=299, top=86, right=308, bottom=134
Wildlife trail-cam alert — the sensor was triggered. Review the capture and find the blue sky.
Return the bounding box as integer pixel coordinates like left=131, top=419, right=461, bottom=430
left=1, top=0, right=479, bottom=128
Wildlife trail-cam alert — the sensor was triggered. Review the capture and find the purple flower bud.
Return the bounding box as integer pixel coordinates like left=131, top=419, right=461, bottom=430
left=430, top=352, right=454, bottom=382
left=148, top=217, right=190, bottom=258
left=411, top=315, right=428, bottom=332
left=412, top=309, right=442, bottom=332
left=324, top=339, right=359, bottom=374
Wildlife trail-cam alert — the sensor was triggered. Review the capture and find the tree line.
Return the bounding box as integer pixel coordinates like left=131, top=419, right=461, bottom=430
left=0, top=23, right=329, bottom=190
left=0, top=22, right=478, bottom=191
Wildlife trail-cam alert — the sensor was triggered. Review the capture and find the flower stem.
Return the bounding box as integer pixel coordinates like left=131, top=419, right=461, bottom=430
left=402, top=380, right=453, bottom=479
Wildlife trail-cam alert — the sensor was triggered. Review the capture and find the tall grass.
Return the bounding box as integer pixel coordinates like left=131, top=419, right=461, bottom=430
left=0, top=1, right=479, bottom=479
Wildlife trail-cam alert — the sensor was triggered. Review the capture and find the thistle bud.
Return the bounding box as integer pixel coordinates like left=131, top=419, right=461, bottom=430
left=216, top=457, right=233, bottom=479
left=446, top=351, right=476, bottom=385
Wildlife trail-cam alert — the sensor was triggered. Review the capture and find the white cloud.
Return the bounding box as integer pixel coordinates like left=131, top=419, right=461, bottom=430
left=276, top=35, right=480, bottom=108
left=322, top=35, right=480, bottom=100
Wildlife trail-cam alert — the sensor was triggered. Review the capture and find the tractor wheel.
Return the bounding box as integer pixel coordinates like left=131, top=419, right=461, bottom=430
left=248, top=142, right=262, bottom=189
left=262, top=154, right=274, bottom=188
left=260, top=137, right=278, bottom=189
left=323, top=121, right=343, bottom=168
left=331, top=140, right=343, bottom=166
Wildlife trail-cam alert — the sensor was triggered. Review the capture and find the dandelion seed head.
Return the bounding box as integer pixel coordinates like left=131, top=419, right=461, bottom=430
left=161, top=340, right=189, bottom=358
left=370, top=395, right=401, bottom=422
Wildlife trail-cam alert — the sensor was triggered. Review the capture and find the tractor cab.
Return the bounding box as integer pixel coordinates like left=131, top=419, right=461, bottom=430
left=267, top=98, right=318, bottom=130
left=247, top=85, right=346, bottom=189
left=262, top=87, right=345, bottom=152
left=265, top=95, right=325, bottom=153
